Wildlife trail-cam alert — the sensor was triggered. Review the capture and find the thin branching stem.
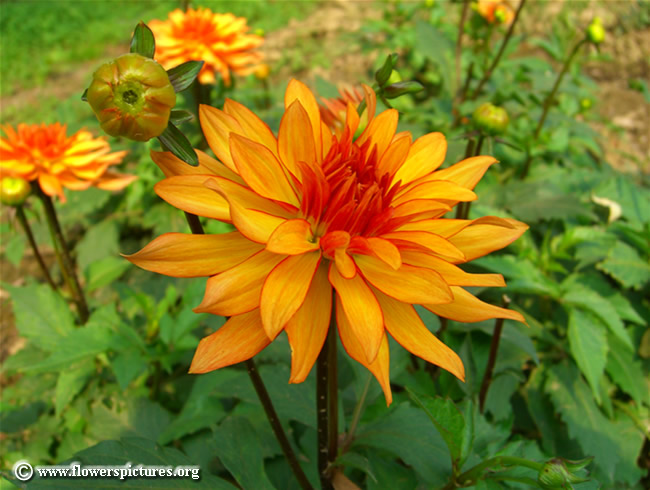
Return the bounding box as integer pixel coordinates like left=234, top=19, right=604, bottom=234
left=15, top=205, right=57, bottom=291
left=454, top=0, right=471, bottom=102
left=479, top=295, right=510, bottom=413
left=341, top=373, right=372, bottom=454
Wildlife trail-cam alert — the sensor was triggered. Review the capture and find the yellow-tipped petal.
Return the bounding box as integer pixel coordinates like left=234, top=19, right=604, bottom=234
left=394, top=180, right=477, bottom=205
left=376, top=289, right=465, bottom=381
left=430, top=155, right=497, bottom=190
left=223, top=98, right=279, bottom=159
left=425, top=286, right=526, bottom=324
left=393, top=132, right=447, bottom=185
left=189, top=309, right=270, bottom=373
left=194, top=250, right=285, bottom=316
left=151, top=149, right=244, bottom=184
left=337, top=296, right=392, bottom=405
left=260, top=251, right=322, bottom=340
left=285, top=79, right=323, bottom=160
left=356, top=109, right=398, bottom=160
left=448, top=218, right=529, bottom=263
left=285, top=264, right=332, bottom=383
left=278, top=100, right=317, bottom=177
left=376, top=131, right=412, bottom=179
left=154, top=175, right=231, bottom=221
left=329, top=263, right=384, bottom=363
left=266, top=219, right=320, bottom=255
left=124, top=232, right=263, bottom=278
left=355, top=255, right=453, bottom=305
left=199, top=104, right=244, bottom=172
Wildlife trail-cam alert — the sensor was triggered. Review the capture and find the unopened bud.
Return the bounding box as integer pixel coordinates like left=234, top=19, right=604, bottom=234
left=383, top=81, right=423, bottom=99
left=375, top=53, right=399, bottom=87
left=1, top=177, right=31, bottom=206
left=473, top=102, right=509, bottom=135
left=587, top=17, right=605, bottom=45
left=424, top=0, right=435, bottom=8
left=254, top=64, right=270, bottom=80
left=254, top=28, right=265, bottom=37
left=538, top=458, right=591, bottom=489
left=580, top=98, right=593, bottom=110
left=87, top=53, right=176, bottom=141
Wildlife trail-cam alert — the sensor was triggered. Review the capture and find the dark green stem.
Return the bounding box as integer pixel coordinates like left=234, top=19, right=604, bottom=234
left=454, top=0, right=471, bottom=101
left=181, top=212, right=312, bottom=490
left=478, top=295, right=510, bottom=413
left=520, top=37, right=587, bottom=179
left=457, top=455, right=543, bottom=486
left=470, top=0, right=527, bottom=100
left=36, top=187, right=89, bottom=323
left=327, top=314, right=338, bottom=465
left=341, top=373, right=371, bottom=454
left=15, top=205, right=57, bottom=291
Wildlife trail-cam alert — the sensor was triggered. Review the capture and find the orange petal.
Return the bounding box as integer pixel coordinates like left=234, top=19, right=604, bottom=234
left=39, top=173, right=64, bottom=201
left=223, top=98, right=279, bottom=159
left=93, top=171, right=137, bottom=191
left=285, top=264, right=332, bottom=383
left=448, top=218, right=529, bottom=263
left=260, top=251, right=322, bottom=340
left=151, top=149, right=244, bottom=184
left=381, top=230, right=465, bottom=261
left=360, top=84, right=377, bottom=124
left=199, top=104, right=243, bottom=172
left=393, top=132, right=447, bottom=185
left=266, top=219, right=320, bottom=255
left=189, top=309, right=270, bottom=373
left=400, top=250, right=506, bottom=287
left=335, top=248, right=357, bottom=279
left=430, top=155, right=497, bottom=190
left=396, top=215, right=514, bottom=237
left=392, top=199, right=451, bottom=220
left=278, top=100, right=317, bottom=177
left=155, top=175, right=230, bottom=221
left=194, top=250, right=285, bottom=316
left=230, top=133, right=298, bottom=206
left=376, top=289, right=465, bottom=381
left=424, top=286, right=526, bottom=324
left=367, top=237, right=402, bottom=270
left=356, top=109, right=398, bottom=160
left=123, top=232, right=263, bottom=278
left=337, top=296, right=392, bottom=405
left=394, top=180, right=477, bottom=206
left=355, top=255, right=453, bottom=305
left=285, top=79, right=322, bottom=160
left=376, top=131, right=412, bottom=179
left=329, top=263, right=384, bottom=363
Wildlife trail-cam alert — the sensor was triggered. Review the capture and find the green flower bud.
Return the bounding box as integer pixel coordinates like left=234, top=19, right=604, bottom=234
left=580, top=98, right=593, bottom=110
left=375, top=53, right=399, bottom=87
left=494, top=8, right=508, bottom=24
left=538, top=458, right=591, bottom=489
left=387, top=70, right=402, bottom=85
left=473, top=102, right=509, bottom=135
left=87, top=53, right=176, bottom=142
left=383, top=80, right=424, bottom=99
left=424, top=0, right=435, bottom=8
left=587, top=17, right=605, bottom=45
left=1, top=177, right=31, bottom=206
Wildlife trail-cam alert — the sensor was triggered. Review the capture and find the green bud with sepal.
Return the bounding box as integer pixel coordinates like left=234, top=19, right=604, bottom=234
left=538, top=457, right=593, bottom=489
left=587, top=17, right=605, bottom=45
left=472, top=102, right=509, bottom=135
left=1, top=177, right=31, bottom=206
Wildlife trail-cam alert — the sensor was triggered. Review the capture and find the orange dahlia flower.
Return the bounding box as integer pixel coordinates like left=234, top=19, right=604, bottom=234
left=319, top=85, right=366, bottom=135
left=126, top=80, right=528, bottom=404
left=476, top=0, right=515, bottom=25
left=149, top=8, right=263, bottom=86
left=0, top=123, right=134, bottom=202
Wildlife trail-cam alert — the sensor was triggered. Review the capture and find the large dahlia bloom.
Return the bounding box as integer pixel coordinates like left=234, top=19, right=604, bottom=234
left=149, top=8, right=263, bottom=86
left=126, top=80, right=527, bottom=404
left=0, top=123, right=134, bottom=202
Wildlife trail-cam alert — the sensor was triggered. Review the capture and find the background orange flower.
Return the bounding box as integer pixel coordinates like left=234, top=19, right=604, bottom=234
left=0, top=123, right=134, bottom=202
left=149, top=8, right=264, bottom=86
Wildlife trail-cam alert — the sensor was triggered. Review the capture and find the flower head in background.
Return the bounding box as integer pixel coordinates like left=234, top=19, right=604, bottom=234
left=126, top=80, right=528, bottom=405
left=0, top=123, right=134, bottom=202
left=476, top=0, right=515, bottom=25
left=149, top=8, right=263, bottom=86
left=319, top=85, right=366, bottom=136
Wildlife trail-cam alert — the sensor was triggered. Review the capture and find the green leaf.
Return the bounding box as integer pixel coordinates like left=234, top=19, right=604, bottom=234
left=169, top=109, right=194, bottom=125
left=415, top=21, right=453, bottom=94
left=407, top=389, right=466, bottom=471
left=87, top=398, right=172, bottom=443
left=4, top=233, right=25, bottom=266
left=76, top=219, right=119, bottom=273
left=55, top=360, right=94, bottom=416
left=474, top=255, right=561, bottom=298
left=483, top=372, right=521, bottom=422
left=606, top=334, right=650, bottom=407
left=158, top=122, right=199, bottom=166
left=5, top=283, right=74, bottom=351
left=129, top=21, right=155, bottom=58
left=593, top=175, right=650, bottom=226
left=166, top=60, right=204, bottom=93
left=335, top=452, right=377, bottom=483
left=81, top=88, right=88, bottom=102
left=213, top=417, right=276, bottom=490
left=567, top=308, right=608, bottom=404
left=597, top=241, right=650, bottom=290
left=85, top=256, right=131, bottom=293
left=111, top=349, right=148, bottom=390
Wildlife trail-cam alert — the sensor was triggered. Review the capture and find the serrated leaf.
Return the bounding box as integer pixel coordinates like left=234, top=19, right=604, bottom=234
left=407, top=389, right=466, bottom=470
left=85, top=256, right=131, bottom=293
left=213, top=417, right=276, bottom=490
left=567, top=308, right=608, bottom=404
left=130, top=21, right=155, bottom=58
left=158, top=122, right=199, bottom=166
left=606, top=334, right=650, bottom=407
left=167, top=61, right=204, bottom=93
left=55, top=360, right=94, bottom=416
left=335, top=452, right=377, bottom=483
left=593, top=175, right=650, bottom=226
left=597, top=241, right=650, bottom=290
left=76, top=219, right=119, bottom=273
left=111, top=349, right=148, bottom=390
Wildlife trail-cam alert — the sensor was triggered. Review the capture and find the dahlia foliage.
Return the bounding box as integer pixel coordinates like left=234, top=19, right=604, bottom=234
left=126, top=80, right=527, bottom=404
left=0, top=123, right=134, bottom=202
left=149, top=8, right=263, bottom=86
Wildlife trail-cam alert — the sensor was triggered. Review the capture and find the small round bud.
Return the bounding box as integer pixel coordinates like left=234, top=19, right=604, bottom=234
left=424, top=0, right=435, bottom=8
left=587, top=17, right=605, bottom=45
left=494, top=8, right=508, bottom=24
left=254, top=28, right=265, bottom=37
left=387, top=70, right=402, bottom=85
left=538, top=458, right=590, bottom=489
left=1, top=177, right=31, bottom=206
left=254, top=64, right=270, bottom=80
left=87, top=53, right=176, bottom=142
left=580, top=98, right=593, bottom=110
left=472, top=102, right=509, bottom=135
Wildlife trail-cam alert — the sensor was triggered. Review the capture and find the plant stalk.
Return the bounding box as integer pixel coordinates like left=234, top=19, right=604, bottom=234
left=454, top=0, right=471, bottom=102
left=36, top=187, right=89, bottom=323
left=341, top=373, right=372, bottom=454
left=455, top=134, right=484, bottom=220
left=478, top=295, right=510, bottom=413
left=15, top=205, right=57, bottom=291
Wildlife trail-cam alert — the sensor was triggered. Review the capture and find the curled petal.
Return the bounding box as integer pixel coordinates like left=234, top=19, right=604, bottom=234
left=266, top=219, right=320, bottom=255
left=424, top=286, right=526, bottom=324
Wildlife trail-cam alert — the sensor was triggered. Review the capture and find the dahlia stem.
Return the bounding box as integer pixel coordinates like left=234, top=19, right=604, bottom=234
left=520, top=37, right=587, bottom=179
left=456, top=134, right=485, bottom=220
left=454, top=0, right=471, bottom=102
left=478, top=295, right=510, bottom=413
left=15, top=205, right=57, bottom=291
left=36, top=187, right=89, bottom=324
left=181, top=211, right=313, bottom=490
left=326, top=314, right=339, bottom=465
left=341, top=372, right=371, bottom=454
left=470, top=0, right=527, bottom=100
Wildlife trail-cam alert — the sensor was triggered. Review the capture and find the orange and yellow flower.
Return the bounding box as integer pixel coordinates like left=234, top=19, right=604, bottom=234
left=476, top=0, right=515, bottom=25
left=149, top=8, right=263, bottom=86
left=0, top=123, right=134, bottom=202
left=319, top=85, right=366, bottom=135
left=126, top=80, right=527, bottom=404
